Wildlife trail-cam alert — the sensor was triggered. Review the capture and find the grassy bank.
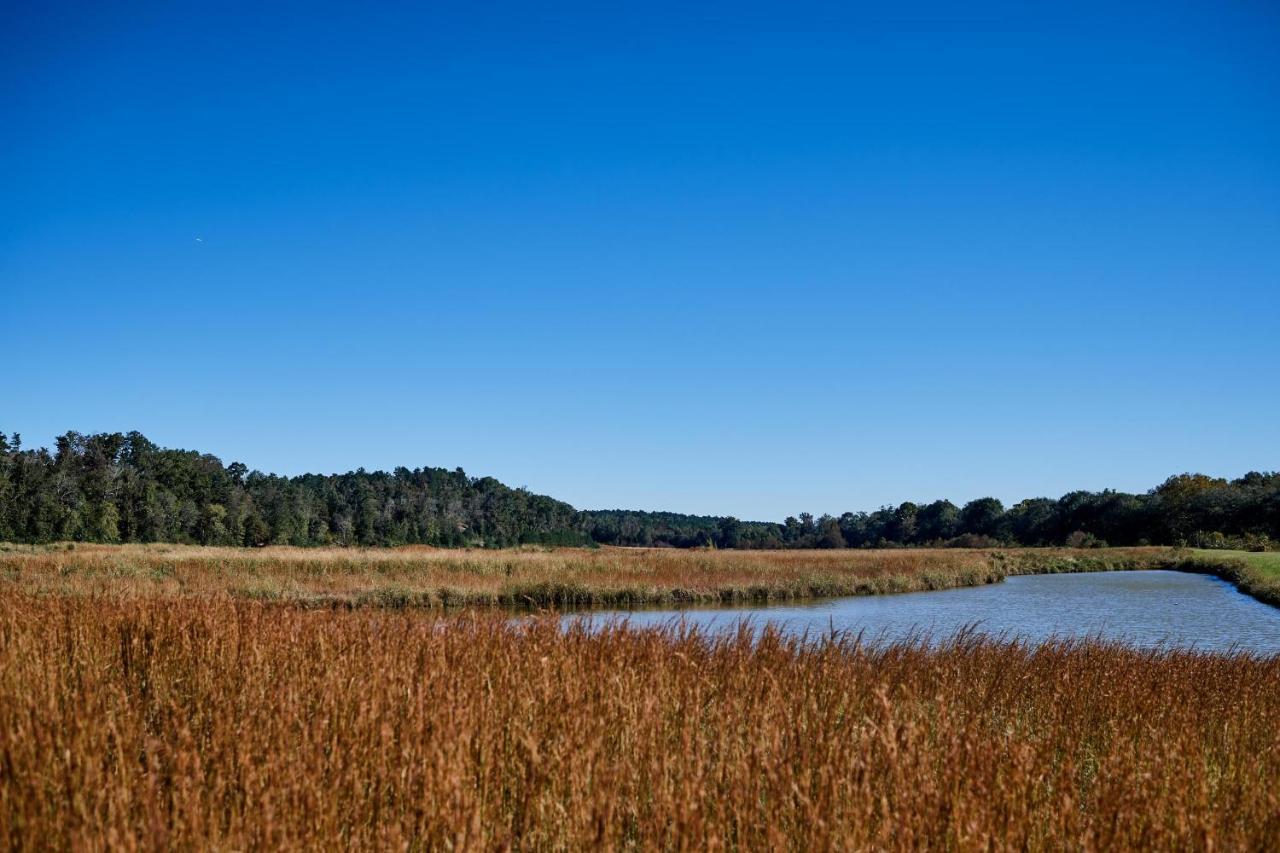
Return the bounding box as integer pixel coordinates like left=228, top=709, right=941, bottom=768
left=1184, top=549, right=1280, bottom=607
left=1, top=594, right=1276, bottom=849
left=992, top=547, right=1280, bottom=605
left=0, top=543, right=1208, bottom=609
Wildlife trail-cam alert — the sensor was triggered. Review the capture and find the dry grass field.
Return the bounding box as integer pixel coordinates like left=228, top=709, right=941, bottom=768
left=1, top=594, right=1278, bottom=849
left=0, top=542, right=1219, bottom=608
left=3, top=544, right=1277, bottom=848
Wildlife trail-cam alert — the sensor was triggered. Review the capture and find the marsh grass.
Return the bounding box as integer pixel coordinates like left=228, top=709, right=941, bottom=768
left=1, top=594, right=1277, bottom=849
left=1181, top=550, right=1280, bottom=607
left=0, top=544, right=1200, bottom=610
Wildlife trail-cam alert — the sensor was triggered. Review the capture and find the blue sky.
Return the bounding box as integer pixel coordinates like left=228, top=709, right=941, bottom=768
left=3, top=1, right=1278, bottom=520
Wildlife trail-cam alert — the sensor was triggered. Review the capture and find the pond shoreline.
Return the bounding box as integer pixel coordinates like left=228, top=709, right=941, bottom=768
left=1005, top=551, right=1280, bottom=610
left=567, top=570, right=1280, bottom=655
left=535, top=551, right=1280, bottom=614
left=4, top=543, right=1276, bottom=611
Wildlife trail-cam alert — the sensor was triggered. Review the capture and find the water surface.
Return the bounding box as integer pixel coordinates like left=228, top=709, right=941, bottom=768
left=570, top=570, right=1280, bottom=654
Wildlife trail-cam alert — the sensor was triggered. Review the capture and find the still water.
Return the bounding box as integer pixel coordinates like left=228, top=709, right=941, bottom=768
left=569, top=571, right=1280, bottom=654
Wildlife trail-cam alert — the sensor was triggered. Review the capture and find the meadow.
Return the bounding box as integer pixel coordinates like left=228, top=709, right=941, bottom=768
left=5, top=542, right=1272, bottom=609
left=3, top=543, right=1278, bottom=848
left=2, top=594, right=1278, bottom=849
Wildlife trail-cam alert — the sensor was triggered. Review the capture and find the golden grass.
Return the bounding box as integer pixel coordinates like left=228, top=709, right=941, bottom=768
left=1, top=594, right=1277, bottom=849
left=0, top=543, right=1188, bottom=609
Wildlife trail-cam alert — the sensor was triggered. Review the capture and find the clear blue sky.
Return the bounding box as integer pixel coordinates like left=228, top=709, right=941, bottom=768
left=3, top=1, right=1278, bottom=521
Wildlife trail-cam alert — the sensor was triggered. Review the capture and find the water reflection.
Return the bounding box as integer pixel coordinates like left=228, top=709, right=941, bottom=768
left=568, top=571, right=1280, bottom=654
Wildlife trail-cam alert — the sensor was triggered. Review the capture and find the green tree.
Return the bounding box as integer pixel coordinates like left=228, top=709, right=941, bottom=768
left=243, top=514, right=270, bottom=547
left=916, top=500, right=959, bottom=542
left=889, top=502, right=920, bottom=544
left=959, top=498, right=1005, bottom=539
left=93, top=502, right=121, bottom=542
left=199, top=503, right=228, bottom=545
left=716, top=517, right=743, bottom=549
left=816, top=515, right=846, bottom=549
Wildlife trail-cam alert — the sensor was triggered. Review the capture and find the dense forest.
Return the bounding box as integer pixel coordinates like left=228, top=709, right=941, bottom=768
left=583, top=474, right=1280, bottom=550
left=0, top=432, right=586, bottom=548
left=0, top=431, right=1276, bottom=550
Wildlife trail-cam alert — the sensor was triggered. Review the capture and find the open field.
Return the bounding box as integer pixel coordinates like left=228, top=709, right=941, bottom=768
left=1183, top=549, right=1280, bottom=607
left=1, top=594, right=1277, bottom=849
left=3, top=548, right=1277, bottom=847
left=1192, top=549, right=1280, bottom=579
left=5, top=542, right=1274, bottom=609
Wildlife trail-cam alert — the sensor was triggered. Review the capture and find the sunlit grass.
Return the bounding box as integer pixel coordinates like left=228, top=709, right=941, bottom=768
left=1193, top=549, right=1280, bottom=576
left=1185, top=549, right=1280, bottom=606
left=1, top=594, right=1276, bottom=849
left=0, top=543, right=1192, bottom=608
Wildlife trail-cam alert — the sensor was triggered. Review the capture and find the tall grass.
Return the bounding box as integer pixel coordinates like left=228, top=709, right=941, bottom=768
left=0, top=543, right=1194, bottom=609
left=0, top=594, right=1276, bottom=849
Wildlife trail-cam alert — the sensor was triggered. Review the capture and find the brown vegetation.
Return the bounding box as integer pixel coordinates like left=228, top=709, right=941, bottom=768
left=0, top=543, right=1194, bottom=609
left=1, top=594, right=1277, bottom=849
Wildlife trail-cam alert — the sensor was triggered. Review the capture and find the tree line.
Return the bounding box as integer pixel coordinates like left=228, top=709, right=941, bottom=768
left=584, top=471, right=1278, bottom=550
left=0, top=432, right=585, bottom=547
left=0, top=431, right=1275, bottom=550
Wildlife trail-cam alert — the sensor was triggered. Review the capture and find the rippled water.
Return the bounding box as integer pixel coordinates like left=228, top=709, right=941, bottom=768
left=569, top=570, right=1280, bottom=654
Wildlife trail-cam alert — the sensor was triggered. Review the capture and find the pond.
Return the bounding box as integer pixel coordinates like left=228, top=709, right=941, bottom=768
left=568, top=570, right=1280, bottom=654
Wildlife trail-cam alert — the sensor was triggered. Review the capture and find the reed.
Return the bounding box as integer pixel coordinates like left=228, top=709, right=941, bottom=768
left=1, top=593, right=1276, bottom=849
left=0, top=543, right=1194, bottom=609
